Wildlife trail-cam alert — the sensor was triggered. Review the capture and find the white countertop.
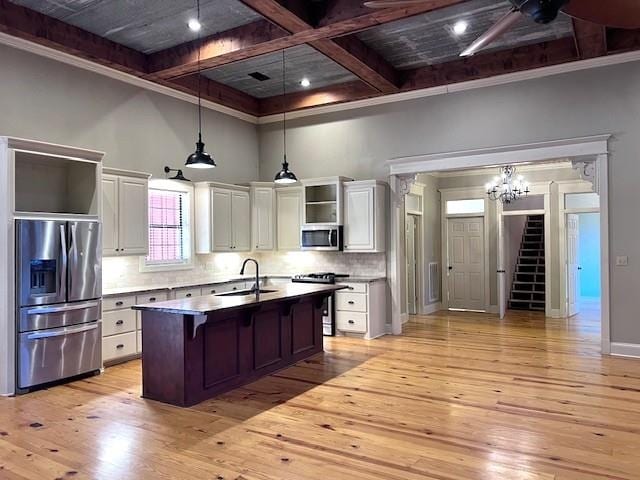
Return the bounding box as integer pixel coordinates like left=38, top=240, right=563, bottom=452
left=103, top=274, right=386, bottom=297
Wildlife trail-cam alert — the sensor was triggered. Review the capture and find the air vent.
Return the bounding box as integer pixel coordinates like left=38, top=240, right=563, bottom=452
left=248, top=71, right=270, bottom=81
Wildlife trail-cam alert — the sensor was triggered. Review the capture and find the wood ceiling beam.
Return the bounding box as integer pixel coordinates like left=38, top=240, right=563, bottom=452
left=167, top=76, right=260, bottom=115
left=259, top=37, right=579, bottom=116
left=606, top=27, right=640, bottom=53
left=149, top=0, right=465, bottom=88
left=572, top=19, right=607, bottom=59
left=259, top=80, right=379, bottom=114
left=0, top=0, right=147, bottom=75
left=146, top=19, right=290, bottom=80
left=236, top=0, right=401, bottom=93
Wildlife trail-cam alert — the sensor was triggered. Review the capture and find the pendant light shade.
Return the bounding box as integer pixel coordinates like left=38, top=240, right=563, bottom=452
left=186, top=135, right=216, bottom=169
left=185, top=0, right=216, bottom=169
left=274, top=49, right=298, bottom=184
left=274, top=157, right=297, bottom=184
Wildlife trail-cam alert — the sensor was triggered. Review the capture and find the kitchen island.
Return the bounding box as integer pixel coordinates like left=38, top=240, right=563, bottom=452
left=133, top=283, right=343, bottom=407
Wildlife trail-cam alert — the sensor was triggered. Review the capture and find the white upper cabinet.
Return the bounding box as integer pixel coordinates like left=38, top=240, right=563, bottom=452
left=251, top=184, right=275, bottom=251
left=211, top=187, right=233, bottom=250
left=231, top=190, right=251, bottom=251
left=101, top=175, right=118, bottom=256
left=276, top=187, right=303, bottom=251
left=344, top=180, right=386, bottom=253
left=101, top=169, right=150, bottom=256
left=195, top=183, right=251, bottom=253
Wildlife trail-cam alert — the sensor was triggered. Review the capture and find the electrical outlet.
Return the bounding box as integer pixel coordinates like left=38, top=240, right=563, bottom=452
left=616, top=256, right=629, bottom=266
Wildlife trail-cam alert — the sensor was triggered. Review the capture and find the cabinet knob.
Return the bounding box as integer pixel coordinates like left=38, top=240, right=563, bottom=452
left=348, top=301, right=355, bottom=305
left=149, top=297, right=156, bottom=302
left=116, top=344, right=124, bottom=349
left=186, top=293, right=192, bottom=297
left=115, top=301, right=124, bottom=306
left=348, top=320, right=355, bottom=324
left=211, top=290, right=216, bottom=294
left=116, top=320, right=124, bottom=325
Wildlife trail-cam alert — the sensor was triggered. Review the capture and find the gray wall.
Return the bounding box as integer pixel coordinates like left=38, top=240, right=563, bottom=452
left=259, top=61, right=640, bottom=345
left=0, top=45, right=259, bottom=183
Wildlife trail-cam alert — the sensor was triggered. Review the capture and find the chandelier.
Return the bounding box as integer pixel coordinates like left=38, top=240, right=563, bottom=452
left=485, top=166, right=529, bottom=204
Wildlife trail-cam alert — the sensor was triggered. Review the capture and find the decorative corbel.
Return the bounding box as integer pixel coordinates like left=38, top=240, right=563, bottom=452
left=391, top=174, right=417, bottom=207
left=571, top=159, right=599, bottom=194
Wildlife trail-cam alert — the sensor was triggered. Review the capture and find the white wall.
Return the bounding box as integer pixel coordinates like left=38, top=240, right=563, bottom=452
left=260, top=61, right=640, bottom=345
left=0, top=45, right=259, bottom=183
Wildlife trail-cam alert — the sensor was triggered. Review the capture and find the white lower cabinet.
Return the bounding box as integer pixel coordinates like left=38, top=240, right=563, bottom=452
left=103, top=332, right=137, bottom=362
left=335, top=281, right=386, bottom=339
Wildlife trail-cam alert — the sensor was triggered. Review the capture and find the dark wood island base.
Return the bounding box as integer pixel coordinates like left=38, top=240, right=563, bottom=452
left=134, top=284, right=342, bottom=407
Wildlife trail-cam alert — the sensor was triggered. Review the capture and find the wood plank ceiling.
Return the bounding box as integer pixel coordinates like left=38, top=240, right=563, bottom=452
left=1, top=0, right=639, bottom=117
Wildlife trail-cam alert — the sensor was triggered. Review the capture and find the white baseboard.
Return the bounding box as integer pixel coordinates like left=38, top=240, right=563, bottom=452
left=550, top=309, right=563, bottom=318
left=610, top=343, right=640, bottom=358
left=421, top=302, right=442, bottom=315
left=401, top=313, right=409, bottom=324
left=486, top=305, right=498, bottom=314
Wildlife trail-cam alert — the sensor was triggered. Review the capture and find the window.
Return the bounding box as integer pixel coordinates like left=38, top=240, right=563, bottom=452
left=141, top=181, right=193, bottom=271
left=446, top=199, right=485, bottom=215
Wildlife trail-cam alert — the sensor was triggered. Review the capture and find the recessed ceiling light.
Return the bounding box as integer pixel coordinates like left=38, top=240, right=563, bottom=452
left=188, top=18, right=201, bottom=32
left=453, top=20, right=468, bottom=35
left=300, top=78, right=311, bottom=88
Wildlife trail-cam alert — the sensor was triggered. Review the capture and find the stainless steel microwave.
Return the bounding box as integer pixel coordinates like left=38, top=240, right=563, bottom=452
left=301, top=225, right=343, bottom=251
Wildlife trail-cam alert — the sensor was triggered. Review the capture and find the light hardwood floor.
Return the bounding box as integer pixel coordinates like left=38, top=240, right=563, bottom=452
left=2, top=306, right=640, bottom=479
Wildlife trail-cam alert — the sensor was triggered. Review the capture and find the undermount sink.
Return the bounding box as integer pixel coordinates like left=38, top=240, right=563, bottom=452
left=215, top=289, right=278, bottom=297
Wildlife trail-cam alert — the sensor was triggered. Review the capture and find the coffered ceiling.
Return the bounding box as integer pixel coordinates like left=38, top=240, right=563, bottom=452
left=2, top=0, right=639, bottom=118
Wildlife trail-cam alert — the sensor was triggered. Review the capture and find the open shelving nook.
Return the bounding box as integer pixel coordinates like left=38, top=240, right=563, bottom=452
left=13, top=150, right=100, bottom=217
left=302, top=177, right=352, bottom=225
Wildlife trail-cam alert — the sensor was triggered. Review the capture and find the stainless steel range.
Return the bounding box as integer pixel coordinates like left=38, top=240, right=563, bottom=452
left=292, top=273, right=348, bottom=336
left=16, top=219, right=102, bottom=392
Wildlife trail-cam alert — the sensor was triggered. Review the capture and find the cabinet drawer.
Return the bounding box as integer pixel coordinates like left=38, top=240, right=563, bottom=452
left=103, top=332, right=137, bottom=362
left=336, top=292, right=368, bottom=312
left=336, top=311, right=367, bottom=333
left=103, top=295, right=136, bottom=312
left=135, top=291, right=168, bottom=305
left=102, top=309, right=136, bottom=337
left=173, top=287, right=201, bottom=299
left=337, top=282, right=367, bottom=294
left=137, top=330, right=142, bottom=354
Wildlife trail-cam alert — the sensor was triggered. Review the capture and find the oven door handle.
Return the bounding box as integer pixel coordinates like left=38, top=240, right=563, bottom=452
left=25, top=322, right=99, bottom=340
left=25, top=300, right=99, bottom=315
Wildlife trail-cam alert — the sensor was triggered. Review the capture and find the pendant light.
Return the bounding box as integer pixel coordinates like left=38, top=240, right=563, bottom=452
left=274, top=49, right=298, bottom=184
left=185, top=0, right=216, bottom=169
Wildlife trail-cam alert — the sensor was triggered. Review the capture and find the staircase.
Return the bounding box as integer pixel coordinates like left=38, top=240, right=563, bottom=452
left=509, top=215, right=545, bottom=312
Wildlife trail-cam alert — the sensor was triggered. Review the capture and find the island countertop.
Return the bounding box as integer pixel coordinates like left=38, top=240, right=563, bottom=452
left=132, top=282, right=345, bottom=316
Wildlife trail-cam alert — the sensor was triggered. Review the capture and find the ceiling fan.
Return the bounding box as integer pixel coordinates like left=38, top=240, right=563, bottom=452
left=363, top=0, right=640, bottom=57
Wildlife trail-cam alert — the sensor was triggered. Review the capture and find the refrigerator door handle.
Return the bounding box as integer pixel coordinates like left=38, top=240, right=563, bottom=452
left=68, top=223, right=77, bottom=296
left=25, top=300, right=100, bottom=316
left=59, top=224, right=68, bottom=299
left=25, top=322, right=99, bottom=340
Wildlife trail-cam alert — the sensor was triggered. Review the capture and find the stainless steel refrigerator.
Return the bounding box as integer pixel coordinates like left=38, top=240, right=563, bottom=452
left=16, top=219, right=102, bottom=391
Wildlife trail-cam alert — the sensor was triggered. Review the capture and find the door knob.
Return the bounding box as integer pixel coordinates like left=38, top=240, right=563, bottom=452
left=448, top=266, right=453, bottom=271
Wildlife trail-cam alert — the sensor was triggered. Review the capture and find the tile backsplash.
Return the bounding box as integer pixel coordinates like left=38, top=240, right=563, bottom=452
left=102, top=251, right=386, bottom=290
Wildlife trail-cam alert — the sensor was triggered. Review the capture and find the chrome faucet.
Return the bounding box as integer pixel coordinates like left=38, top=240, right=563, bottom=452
left=240, top=258, right=260, bottom=293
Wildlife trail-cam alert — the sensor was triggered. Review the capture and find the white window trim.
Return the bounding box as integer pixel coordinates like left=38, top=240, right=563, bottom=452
left=139, top=179, right=195, bottom=273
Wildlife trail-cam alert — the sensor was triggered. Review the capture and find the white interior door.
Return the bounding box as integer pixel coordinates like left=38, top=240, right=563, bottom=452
left=567, top=213, right=580, bottom=317
left=497, top=214, right=507, bottom=319
left=447, top=217, right=485, bottom=311
left=406, top=215, right=417, bottom=315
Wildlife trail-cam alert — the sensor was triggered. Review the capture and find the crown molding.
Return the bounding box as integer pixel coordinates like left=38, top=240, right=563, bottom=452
left=0, top=33, right=259, bottom=125
left=426, top=160, right=573, bottom=178
left=258, top=50, right=640, bottom=124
